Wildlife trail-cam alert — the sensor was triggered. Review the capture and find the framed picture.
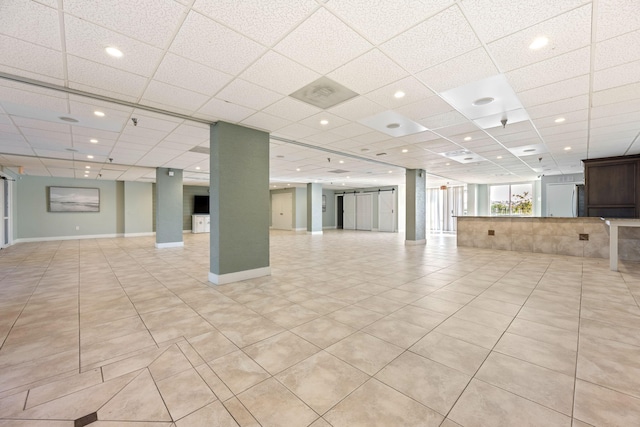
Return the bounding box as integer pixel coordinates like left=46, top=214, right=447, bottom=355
left=48, top=187, right=100, bottom=212
left=322, top=195, right=326, bottom=212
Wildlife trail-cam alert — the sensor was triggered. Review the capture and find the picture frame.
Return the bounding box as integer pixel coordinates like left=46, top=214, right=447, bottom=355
left=48, top=187, right=100, bottom=212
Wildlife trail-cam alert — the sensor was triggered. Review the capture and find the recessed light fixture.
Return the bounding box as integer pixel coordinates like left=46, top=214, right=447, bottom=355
left=195, top=166, right=200, bottom=170
left=85, top=166, right=90, bottom=169
left=342, top=183, right=345, bottom=186
left=445, top=163, right=450, bottom=166
left=388, top=170, right=392, bottom=173
left=287, top=183, right=291, bottom=186
left=472, top=97, right=494, bottom=106
left=464, top=136, right=472, bottom=141
left=497, top=156, right=503, bottom=159
left=346, top=176, right=350, bottom=179
left=296, top=168, right=301, bottom=171
left=554, top=117, right=566, bottom=123
left=394, top=90, right=405, bottom=99
left=87, top=155, right=94, bottom=159
left=529, top=36, right=549, bottom=50
left=320, top=119, right=329, bottom=125
left=523, top=148, right=536, bottom=153
left=402, top=149, right=408, bottom=153
left=94, top=111, right=105, bottom=117
left=339, top=160, right=344, bottom=164
left=564, top=146, right=572, bottom=151
left=105, top=47, right=123, bottom=57
left=90, top=139, right=98, bottom=143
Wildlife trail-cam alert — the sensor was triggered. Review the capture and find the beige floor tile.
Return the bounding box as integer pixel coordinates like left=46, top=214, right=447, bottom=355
left=101, top=346, right=167, bottom=382
left=187, top=330, right=238, bottom=362
left=433, top=317, right=504, bottom=349
left=476, top=352, right=575, bottom=415
left=237, top=378, right=318, bottom=427
left=324, top=305, right=384, bottom=329
left=222, top=397, right=260, bottom=427
left=81, top=330, right=157, bottom=368
left=217, top=316, right=284, bottom=348
left=449, top=379, right=571, bottom=427
left=195, top=364, right=233, bottom=401
left=324, top=379, right=443, bottom=427
left=453, top=306, right=514, bottom=331
left=494, top=332, right=576, bottom=376
left=579, top=317, right=640, bottom=347
left=376, top=289, right=424, bottom=303
left=375, top=351, right=471, bottom=414
left=410, top=331, right=489, bottom=375
left=175, top=400, right=238, bottom=426
left=410, top=296, right=464, bottom=315
left=243, top=331, right=320, bottom=375
left=276, top=351, right=368, bottom=414
left=80, top=316, right=148, bottom=347
left=326, top=331, right=403, bottom=375
left=429, top=289, right=476, bottom=304
left=467, top=296, right=522, bottom=316
left=0, top=421, right=73, bottom=426
left=156, top=368, right=216, bottom=421
left=290, top=317, right=356, bottom=349
left=145, top=315, right=215, bottom=344
left=148, top=345, right=193, bottom=381
left=208, top=350, right=270, bottom=394
left=507, top=318, right=579, bottom=352
left=517, top=305, right=579, bottom=332
left=0, top=348, right=79, bottom=394
left=362, top=317, right=429, bottom=348
left=384, top=304, right=447, bottom=330
left=298, top=295, right=348, bottom=314
left=354, top=295, right=405, bottom=315
left=573, top=379, right=640, bottom=427
left=244, top=295, right=294, bottom=315
left=440, top=419, right=463, bottom=427
left=26, top=368, right=102, bottom=409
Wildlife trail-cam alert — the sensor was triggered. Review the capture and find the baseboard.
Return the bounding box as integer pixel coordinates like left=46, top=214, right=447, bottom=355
left=405, top=239, right=427, bottom=246
left=124, top=232, right=155, bottom=237
left=208, top=266, right=271, bottom=285
left=294, top=227, right=306, bottom=231
left=307, top=230, right=323, bottom=235
left=155, top=241, right=184, bottom=249
left=15, top=233, right=122, bottom=243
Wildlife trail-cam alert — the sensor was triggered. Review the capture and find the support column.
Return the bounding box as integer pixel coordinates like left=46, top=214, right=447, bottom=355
left=209, top=122, right=270, bottom=285
left=155, top=167, right=183, bottom=248
left=307, top=183, right=323, bottom=235
left=405, top=168, right=426, bottom=245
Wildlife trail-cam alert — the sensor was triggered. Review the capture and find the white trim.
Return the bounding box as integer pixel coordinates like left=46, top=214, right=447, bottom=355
left=323, top=225, right=336, bottom=229
left=124, top=232, right=155, bottom=237
left=15, top=233, right=123, bottom=243
left=294, top=227, right=306, bottom=231
left=208, top=266, right=271, bottom=285
left=307, top=230, right=323, bottom=235
left=155, top=241, right=184, bottom=248
left=405, top=239, right=426, bottom=246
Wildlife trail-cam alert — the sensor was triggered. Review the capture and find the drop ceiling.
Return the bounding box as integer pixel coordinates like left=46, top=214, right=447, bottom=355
left=0, top=0, right=639, bottom=189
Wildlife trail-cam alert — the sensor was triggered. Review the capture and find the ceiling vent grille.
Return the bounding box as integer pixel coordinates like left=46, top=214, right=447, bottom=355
left=289, top=77, right=358, bottom=109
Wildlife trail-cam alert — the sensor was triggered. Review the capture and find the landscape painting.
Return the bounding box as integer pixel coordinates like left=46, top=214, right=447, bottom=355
left=48, top=187, right=100, bottom=212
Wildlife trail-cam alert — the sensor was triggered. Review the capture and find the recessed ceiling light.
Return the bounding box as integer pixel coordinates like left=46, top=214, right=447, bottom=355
left=554, top=117, right=566, bottom=123
left=564, top=146, right=572, bottom=151
left=94, top=111, right=105, bottom=117
left=105, top=47, right=123, bottom=57
left=346, top=176, right=350, bottom=179
left=276, top=155, right=285, bottom=158
left=342, top=183, right=345, bottom=186
left=85, top=166, right=90, bottom=169
left=360, top=148, right=370, bottom=152
left=445, top=163, right=450, bottom=166
left=472, top=97, right=494, bottom=106
left=394, top=90, right=405, bottom=99
left=464, top=157, right=473, bottom=161
left=464, top=136, right=472, bottom=141
left=388, top=170, right=392, bottom=173
left=195, top=166, right=200, bottom=170
left=90, top=139, right=98, bottom=143
left=529, top=36, right=549, bottom=50
left=320, top=119, right=329, bottom=125
left=402, top=149, right=408, bottom=153
left=287, top=183, right=290, bottom=186
left=339, top=160, right=344, bottom=164
left=87, top=155, right=94, bottom=159
left=296, top=168, right=301, bottom=171
left=523, top=148, right=536, bottom=153
left=497, top=156, right=503, bottom=159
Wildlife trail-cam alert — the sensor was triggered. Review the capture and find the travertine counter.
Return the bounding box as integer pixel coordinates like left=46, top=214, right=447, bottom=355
left=456, top=216, right=640, bottom=260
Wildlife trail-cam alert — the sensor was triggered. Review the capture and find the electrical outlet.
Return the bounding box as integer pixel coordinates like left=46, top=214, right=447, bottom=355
left=488, top=230, right=495, bottom=236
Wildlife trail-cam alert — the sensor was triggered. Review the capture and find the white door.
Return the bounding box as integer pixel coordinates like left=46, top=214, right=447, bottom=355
left=547, top=184, right=576, bottom=217
left=343, top=193, right=356, bottom=230
left=378, top=191, right=395, bottom=232
left=356, top=194, right=372, bottom=231
left=272, top=192, right=293, bottom=229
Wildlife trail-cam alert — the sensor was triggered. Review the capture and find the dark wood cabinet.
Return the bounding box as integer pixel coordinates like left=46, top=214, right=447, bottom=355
left=583, top=155, right=640, bottom=218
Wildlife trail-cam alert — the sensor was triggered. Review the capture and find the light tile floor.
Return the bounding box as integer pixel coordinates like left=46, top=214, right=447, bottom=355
left=0, top=230, right=639, bottom=426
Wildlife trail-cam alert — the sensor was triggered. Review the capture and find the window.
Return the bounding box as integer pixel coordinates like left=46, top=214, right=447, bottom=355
left=490, top=183, right=533, bottom=216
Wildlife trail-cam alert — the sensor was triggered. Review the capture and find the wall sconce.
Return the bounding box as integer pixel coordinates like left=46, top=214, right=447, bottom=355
left=168, top=169, right=174, bottom=177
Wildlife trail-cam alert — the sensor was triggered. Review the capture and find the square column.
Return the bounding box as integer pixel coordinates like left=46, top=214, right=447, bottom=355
left=209, top=122, right=270, bottom=285
left=307, top=183, right=323, bottom=234
left=405, top=168, right=426, bottom=245
left=155, top=167, right=183, bottom=248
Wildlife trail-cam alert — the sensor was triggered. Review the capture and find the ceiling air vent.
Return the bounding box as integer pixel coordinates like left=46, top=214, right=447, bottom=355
left=289, top=77, right=358, bottom=109
left=189, top=146, right=210, bottom=155
left=328, top=169, right=349, bottom=174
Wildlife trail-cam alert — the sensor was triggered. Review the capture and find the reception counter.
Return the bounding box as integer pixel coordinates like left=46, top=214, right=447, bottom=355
left=456, top=216, right=640, bottom=263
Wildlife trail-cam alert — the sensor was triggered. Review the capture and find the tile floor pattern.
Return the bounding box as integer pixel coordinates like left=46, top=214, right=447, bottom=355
left=0, top=231, right=639, bottom=426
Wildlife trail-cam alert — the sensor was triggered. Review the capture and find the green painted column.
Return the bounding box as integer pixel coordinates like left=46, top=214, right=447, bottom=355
left=307, top=183, right=323, bottom=234
left=155, top=167, right=183, bottom=248
left=406, top=168, right=426, bottom=245
left=209, top=122, right=270, bottom=285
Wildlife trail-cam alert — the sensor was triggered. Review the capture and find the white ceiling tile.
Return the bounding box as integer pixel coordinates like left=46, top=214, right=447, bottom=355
left=329, top=123, right=371, bottom=138
left=0, top=35, right=64, bottom=80
left=153, top=53, right=233, bottom=96
left=298, top=113, right=350, bottom=131
left=381, top=6, right=481, bottom=73
left=142, top=81, right=209, bottom=114
left=67, top=55, right=147, bottom=98
left=196, top=98, right=255, bottom=122
left=597, top=0, right=640, bottom=41
left=11, top=117, right=70, bottom=133
left=216, top=79, right=283, bottom=110
left=272, top=123, right=320, bottom=139
left=365, top=77, right=436, bottom=109
left=263, top=98, right=322, bottom=122
left=591, top=99, right=640, bottom=119
left=592, top=83, right=640, bottom=106
left=535, top=110, right=589, bottom=130
left=417, top=110, right=470, bottom=130
left=506, top=47, right=590, bottom=92
left=461, top=0, right=588, bottom=42
left=240, top=51, right=320, bottom=96
left=328, top=0, right=455, bottom=44
left=68, top=82, right=139, bottom=104
left=64, top=0, right=186, bottom=47
left=518, top=75, right=589, bottom=108
left=302, top=132, right=345, bottom=145
left=193, top=0, right=317, bottom=46
left=594, top=60, right=640, bottom=92
left=487, top=4, right=591, bottom=72
left=64, top=15, right=163, bottom=77
left=416, top=48, right=498, bottom=92
left=0, top=145, right=36, bottom=156
left=595, top=29, right=640, bottom=71
left=397, top=96, right=457, bottom=123
left=241, top=112, right=291, bottom=132
left=0, top=0, right=60, bottom=50
left=327, top=97, right=386, bottom=121
left=328, top=49, right=408, bottom=95
left=274, top=8, right=372, bottom=74
left=170, top=11, right=265, bottom=75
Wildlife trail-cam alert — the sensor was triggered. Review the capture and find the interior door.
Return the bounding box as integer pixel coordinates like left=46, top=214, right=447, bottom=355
left=271, top=192, right=293, bottom=229
left=343, top=194, right=356, bottom=230
left=547, top=183, right=576, bottom=217
left=336, top=195, right=343, bottom=229
left=356, top=194, right=372, bottom=231
left=378, top=191, right=395, bottom=232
